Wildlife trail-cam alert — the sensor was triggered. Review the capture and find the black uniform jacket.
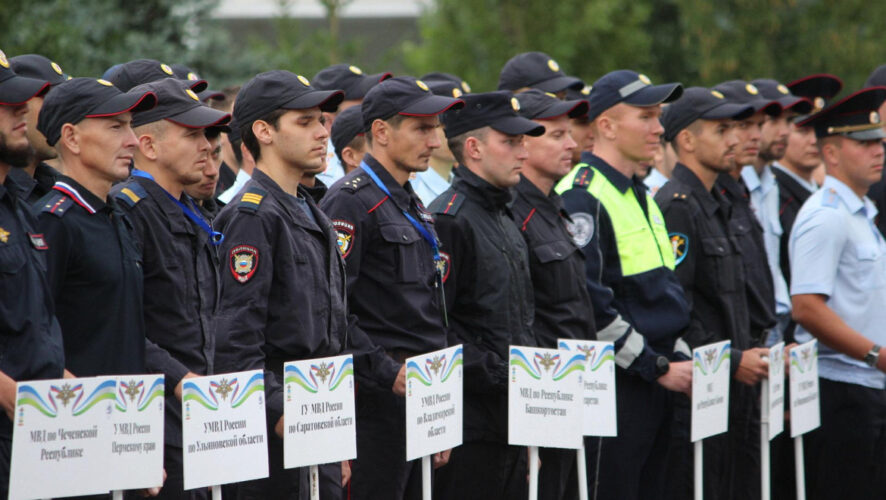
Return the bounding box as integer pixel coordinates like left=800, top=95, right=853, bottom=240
left=773, top=166, right=814, bottom=286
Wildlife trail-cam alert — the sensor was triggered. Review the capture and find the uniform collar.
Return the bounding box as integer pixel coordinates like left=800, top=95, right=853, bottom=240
left=251, top=168, right=321, bottom=231
left=671, top=163, right=723, bottom=217
left=822, top=175, right=872, bottom=217
left=581, top=152, right=635, bottom=193
left=452, top=163, right=513, bottom=210
left=130, top=172, right=196, bottom=234
left=515, top=175, right=568, bottom=223
left=716, top=173, right=748, bottom=200
left=363, top=154, right=414, bottom=208
left=740, top=164, right=776, bottom=195
left=53, top=175, right=109, bottom=214
left=772, top=162, right=818, bottom=193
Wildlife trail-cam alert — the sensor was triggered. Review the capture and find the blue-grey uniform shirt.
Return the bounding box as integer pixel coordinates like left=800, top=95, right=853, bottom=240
left=411, top=167, right=452, bottom=207
left=790, top=175, right=886, bottom=389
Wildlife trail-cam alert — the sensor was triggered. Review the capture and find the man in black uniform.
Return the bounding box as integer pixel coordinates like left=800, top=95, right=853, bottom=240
left=110, top=77, right=231, bottom=500
left=512, top=89, right=592, bottom=500
left=8, top=54, right=68, bottom=204
left=428, top=91, right=543, bottom=500
left=0, top=48, right=63, bottom=498
left=214, top=70, right=346, bottom=499
left=35, top=78, right=156, bottom=377
left=320, top=76, right=462, bottom=500
left=656, top=88, right=769, bottom=500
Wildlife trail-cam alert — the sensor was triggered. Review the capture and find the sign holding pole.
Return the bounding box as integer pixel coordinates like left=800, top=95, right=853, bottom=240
left=760, top=342, right=785, bottom=500
left=404, top=345, right=464, bottom=499
left=690, top=340, right=731, bottom=500
left=509, top=346, right=585, bottom=500
left=789, top=340, right=820, bottom=500
left=181, top=369, right=269, bottom=492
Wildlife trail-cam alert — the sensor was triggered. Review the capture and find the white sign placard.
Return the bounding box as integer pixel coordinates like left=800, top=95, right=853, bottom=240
left=10, top=376, right=116, bottom=500
left=508, top=346, right=584, bottom=449
left=789, top=340, right=820, bottom=437
left=405, top=345, right=464, bottom=461
left=691, top=340, right=731, bottom=442
left=767, top=342, right=785, bottom=440
left=558, top=340, right=616, bottom=437
left=182, top=370, right=269, bottom=490
left=106, top=375, right=165, bottom=491
left=284, top=354, right=357, bottom=468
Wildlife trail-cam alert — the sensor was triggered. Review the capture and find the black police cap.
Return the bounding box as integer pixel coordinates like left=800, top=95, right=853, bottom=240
left=515, top=89, right=588, bottom=120
left=565, top=84, right=593, bottom=102
left=587, top=70, right=683, bottom=122
left=10, top=54, right=70, bottom=87
left=227, top=117, right=241, bottom=145
left=312, top=64, right=392, bottom=101
left=0, top=49, right=50, bottom=105
left=420, top=72, right=472, bottom=98
left=748, top=79, right=812, bottom=115
left=170, top=64, right=225, bottom=102
left=37, top=78, right=157, bottom=146
left=787, top=74, right=843, bottom=113
left=108, top=59, right=208, bottom=93
left=331, top=105, right=364, bottom=162
left=441, top=91, right=545, bottom=139
left=661, top=87, right=755, bottom=142
left=497, top=52, right=584, bottom=93
left=234, top=70, right=344, bottom=137
left=361, top=76, right=464, bottom=132
left=795, top=87, right=886, bottom=141
left=130, top=78, right=230, bottom=130
left=712, top=80, right=782, bottom=116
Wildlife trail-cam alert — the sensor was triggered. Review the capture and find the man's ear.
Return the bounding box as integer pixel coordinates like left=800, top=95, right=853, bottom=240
left=58, top=123, right=79, bottom=155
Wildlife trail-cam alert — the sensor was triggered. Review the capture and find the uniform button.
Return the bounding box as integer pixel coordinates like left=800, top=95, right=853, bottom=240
left=717, top=247, right=724, bottom=252
left=402, top=235, right=408, bottom=241
left=555, top=252, right=561, bottom=257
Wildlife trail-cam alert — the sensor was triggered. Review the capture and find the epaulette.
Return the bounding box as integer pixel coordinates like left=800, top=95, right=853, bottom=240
left=40, top=192, right=74, bottom=217
left=431, top=192, right=465, bottom=216
left=114, top=182, right=147, bottom=209
left=340, top=174, right=369, bottom=192
left=237, top=186, right=267, bottom=213
left=821, top=187, right=839, bottom=208
left=572, top=164, right=594, bottom=189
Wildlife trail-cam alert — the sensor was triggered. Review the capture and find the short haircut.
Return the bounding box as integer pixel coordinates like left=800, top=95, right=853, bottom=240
left=241, top=108, right=287, bottom=162
left=365, top=113, right=407, bottom=146
left=336, top=134, right=366, bottom=165
left=447, top=127, right=489, bottom=165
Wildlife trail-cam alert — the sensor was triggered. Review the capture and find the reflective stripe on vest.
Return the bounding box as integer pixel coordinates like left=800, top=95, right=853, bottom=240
left=558, top=162, right=674, bottom=275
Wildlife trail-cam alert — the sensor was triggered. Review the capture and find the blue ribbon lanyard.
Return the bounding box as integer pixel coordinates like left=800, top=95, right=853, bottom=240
left=131, top=170, right=224, bottom=246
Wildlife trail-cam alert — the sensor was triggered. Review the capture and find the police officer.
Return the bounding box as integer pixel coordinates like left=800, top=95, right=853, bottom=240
left=110, top=77, right=231, bottom=500
left=183, top=128, right=223, bottom=218
left=312, top=63, right=392, bottom=186
left=214, top=70, right=346, bottom=498
left=498, top=51, right=585, bottom=96
left=34, top=78, right=156, bottom=378
left=108, top=58, right=208, bottom=93
left=411, top=72, right=472, bottom=206
left=428, top=90, right=542, bottom=500
left=319, top=76, right=462, bottom=500
left=861, top=65, right=886, bottom=236
left=0, top=48, right=63, bottom=498
left=655, top=87, right=768, bottom=500
left=565, top=84, right=594, bottom=163
left=789, top=87, right=886, bottom=500
left=170, top=64, right=225, bottom=103
left=8, top=54, right=68, bottom=204
left=512, top=89, right=592, bottom=500
left=555, top=70, right=691, bottom=500
left=329, top=105, right=367, bottom=175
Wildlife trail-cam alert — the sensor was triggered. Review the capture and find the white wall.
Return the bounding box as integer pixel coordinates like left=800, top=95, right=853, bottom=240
left=214, top=0, right=429, bottom=19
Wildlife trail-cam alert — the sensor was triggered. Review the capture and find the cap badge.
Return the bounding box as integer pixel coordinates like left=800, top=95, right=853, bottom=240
left=0, top=51, right=8, bottom=69
left=461, top=81, right=472, bottom=93
left=511, top=97, right=521, bottom=112
left=814, top=97, right=825, bottom=112
left=581, top=85, right=592, bottom=96
left=160, top=63, right=174, bottom=75
left=711, top=90, right=725, bottom=99
left=452, top=88, right=463, bottom=98
left=745, top=83, right=759, bottom=95
left=186, top=89, right=200, bottom=101
left=51, top=62, right=64, bottom=75
left=871, top=111, right=880, bottom=124
left=187, top=72, right=199, bottom=81
left=547, top=59, right=560, bottom=72
left=638, top=74, right=652, bottom=85
left=297, top=75, right=310, bottom=86
left=349, top=65, right=363, bottom=75
left=777, top=84, right=790, bottom=95
left=96, top=79, right=114, bottom=87
left=416, top=79, right=429, bottom=92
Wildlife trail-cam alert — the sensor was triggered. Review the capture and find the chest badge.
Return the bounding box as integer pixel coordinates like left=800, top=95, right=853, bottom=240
left=28, top=233, right=48, bottom=250
left=230, top=245, right=259, bottom=283
left=0, top=226, right=8, bottom=243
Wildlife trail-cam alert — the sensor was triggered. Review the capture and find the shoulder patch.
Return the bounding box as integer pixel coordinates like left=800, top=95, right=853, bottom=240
left=230, top=245, right=259, bottom=283
left=341, top=175, right=369, bottom=192
left=565, top=212, right=595, bottom=247
left=40, top=192, right=74, bottom=217
left=821, top=187, right=839, bottom=208
left=237, top=187, right=267, bottom=213
left=332, top=219, right=355, bottom=258
left=113, top=182, right=147, bottom=209
left=669, top=232, right=689, bottom=266
left=431, top=192, right=465, bottom=216
left=572, top=165, right=594, bottom=189
left=436, top=252, right=452, bottom=283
